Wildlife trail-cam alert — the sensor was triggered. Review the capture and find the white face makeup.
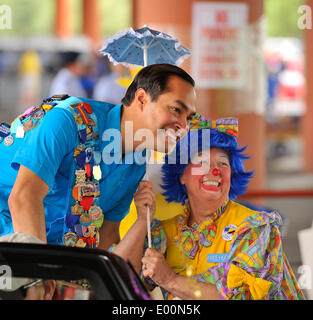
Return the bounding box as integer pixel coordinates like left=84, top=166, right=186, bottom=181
left=181, top=148, right=231, bottom=205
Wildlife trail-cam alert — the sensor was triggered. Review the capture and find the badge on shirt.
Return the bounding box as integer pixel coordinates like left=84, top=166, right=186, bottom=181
left=92, top=165, right=102, bottom=180
left=47, top=94, right=69, bottom=101
left=20, top=105, right=36, bottom=119
left=8, top=119, right=21, bottom=134
left=78, top=129, right=87, bottom=143
left=222, top=224, right=237, bottom=241
left=63, top=232, right=78, bottom=247
left=85, top=147, right=93, bottom=163
left=93, top=151, right=101, bottom=165
left=4, top=135, right=14, bottom=146
left=42, top=102, right=56, bottom=111
left=16, top=126, right=25, bottom=138
left=23, top=119, right=33, bottom=133
left=33, top=110, right=45, bottom=120
left=207, top=253, right=230, bottom=263
left=0, top=123, right=11, bottom=138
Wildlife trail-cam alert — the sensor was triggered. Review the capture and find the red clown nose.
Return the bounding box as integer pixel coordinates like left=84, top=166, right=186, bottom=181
left=212, top=168, right=220, bottom=176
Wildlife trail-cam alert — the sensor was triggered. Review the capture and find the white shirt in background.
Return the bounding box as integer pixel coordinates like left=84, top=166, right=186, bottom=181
left=50, top=68, right=87, bottom=98
left=93, top=72, right=126, bottom=105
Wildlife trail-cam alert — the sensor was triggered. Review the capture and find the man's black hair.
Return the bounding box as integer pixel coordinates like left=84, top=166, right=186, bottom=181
left=121, top=64, right=195, bottom=106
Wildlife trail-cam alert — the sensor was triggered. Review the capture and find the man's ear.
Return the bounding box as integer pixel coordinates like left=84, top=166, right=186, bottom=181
left=134, top=88, right=149, bottom=110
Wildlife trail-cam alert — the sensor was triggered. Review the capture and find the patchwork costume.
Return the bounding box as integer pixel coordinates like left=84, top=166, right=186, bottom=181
left=145, top=200, right=305, bottom=300
left=0, top=95, right=145, bottom=246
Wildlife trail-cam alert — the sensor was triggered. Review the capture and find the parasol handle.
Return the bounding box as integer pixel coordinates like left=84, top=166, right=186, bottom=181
left=147, top=207, right=152, bottom=248
left=143, top=47, right=148, bottom=67
left=144, top=149, right=152, bottom=247
left=143, top=36, right=148, bottom=67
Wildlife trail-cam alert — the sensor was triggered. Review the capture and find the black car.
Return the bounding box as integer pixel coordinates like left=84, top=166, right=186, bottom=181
left=0, top=242, right=151, bottom=300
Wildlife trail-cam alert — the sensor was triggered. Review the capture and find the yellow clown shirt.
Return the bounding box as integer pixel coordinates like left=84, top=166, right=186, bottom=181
left=144, top=200, right=305, bottom=300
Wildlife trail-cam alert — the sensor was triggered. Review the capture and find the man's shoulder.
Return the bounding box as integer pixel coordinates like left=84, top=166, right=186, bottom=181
left=79, top=97, right=116, bottom=107
left=53, top=96, right=117, bottom=117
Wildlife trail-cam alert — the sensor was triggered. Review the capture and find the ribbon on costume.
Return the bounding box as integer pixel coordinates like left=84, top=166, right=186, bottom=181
left=175, top=222, right=217, bottom=259
left=227, top=264, right=272, bottom=300
left=174, top=202, right=229, bottom=259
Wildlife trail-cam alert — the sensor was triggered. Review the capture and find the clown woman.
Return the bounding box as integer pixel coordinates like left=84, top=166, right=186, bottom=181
left=113, top=115, right=305, bottom=300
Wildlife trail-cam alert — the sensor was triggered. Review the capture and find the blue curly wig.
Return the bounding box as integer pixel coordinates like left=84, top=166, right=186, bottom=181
left=161, top=129, right=254, bottom=205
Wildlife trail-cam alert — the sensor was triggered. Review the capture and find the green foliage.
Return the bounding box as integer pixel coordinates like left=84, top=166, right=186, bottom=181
left=0, top=0, right=131, bottom=37
left=265, top=0, right=306, bottom=37
left=99, top=0, right=132, bottom=37
left=0, top=0, right=54, bottom=35
left=1, top=0, right=308, bottom=39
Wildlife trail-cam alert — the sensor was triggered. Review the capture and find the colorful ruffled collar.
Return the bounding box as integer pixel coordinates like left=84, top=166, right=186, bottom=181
left=174, top=200, right=229, bottom=259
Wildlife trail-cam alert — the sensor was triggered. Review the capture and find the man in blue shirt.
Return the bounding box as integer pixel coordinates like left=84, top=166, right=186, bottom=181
left=0, top=64, right=197, bottom=250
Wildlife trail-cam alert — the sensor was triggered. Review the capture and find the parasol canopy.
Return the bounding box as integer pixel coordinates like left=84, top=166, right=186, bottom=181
left=99, top=26, right=191, bottom=67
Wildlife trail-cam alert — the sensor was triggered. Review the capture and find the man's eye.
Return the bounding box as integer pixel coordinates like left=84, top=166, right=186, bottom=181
left=219, top=162, right=230, bottom=167
left=170, top=106, right=181, bottom=114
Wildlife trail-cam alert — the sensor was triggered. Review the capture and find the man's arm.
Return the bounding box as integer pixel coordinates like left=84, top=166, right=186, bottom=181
left=111, top=213, right=149, bottom=273
left=108, top=181, right=155, bottom=273
left=8, top=165, right=49, bottom=243
left=98, top=219, right=121, bottom=250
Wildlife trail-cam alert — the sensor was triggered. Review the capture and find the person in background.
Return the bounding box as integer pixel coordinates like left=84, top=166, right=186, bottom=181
left=18, top=50, right=42, bottom=113
left=93, top=62, right=130, bottom=105
left=50, top=51, right=91, bottom=98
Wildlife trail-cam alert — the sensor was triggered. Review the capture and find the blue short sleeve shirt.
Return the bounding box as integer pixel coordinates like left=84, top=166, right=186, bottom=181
left=0, top=96, right=146, bottom=244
